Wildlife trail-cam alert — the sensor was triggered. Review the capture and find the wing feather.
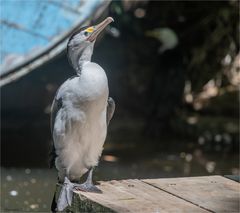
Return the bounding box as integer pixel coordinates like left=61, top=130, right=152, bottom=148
left=49, top=95, right=63, bottom=168
left=107, top=97, right=115, bottom=125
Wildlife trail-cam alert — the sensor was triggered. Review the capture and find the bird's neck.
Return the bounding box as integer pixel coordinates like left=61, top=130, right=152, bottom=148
left=77, top=51, right=92, bottom=73
left=68, top=43, right=94, bottom=74
left=75, top=44, right=94, bottom=74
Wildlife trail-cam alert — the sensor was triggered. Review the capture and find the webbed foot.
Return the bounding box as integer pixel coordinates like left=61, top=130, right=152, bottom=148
left=73, top=168, right=102, bottom=193
left=73, top=182, right=102, bottom=193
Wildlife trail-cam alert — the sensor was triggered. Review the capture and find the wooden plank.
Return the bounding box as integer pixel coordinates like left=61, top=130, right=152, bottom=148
left=143, top=175, right=240, bottom=213
left=73, top=179, right=208, bottom=213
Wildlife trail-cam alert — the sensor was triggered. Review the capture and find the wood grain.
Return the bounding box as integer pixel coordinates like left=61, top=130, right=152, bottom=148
left=74, top=179, right=208, bottom=213
left=54, top=176, right=239, bottom=212
left=143, top=176, right=240, bottom=213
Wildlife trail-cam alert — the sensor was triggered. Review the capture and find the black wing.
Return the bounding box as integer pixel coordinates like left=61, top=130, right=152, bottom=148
left=107, top=97, right=115, bottom=125
left=49, top=96, right=63, bottom=168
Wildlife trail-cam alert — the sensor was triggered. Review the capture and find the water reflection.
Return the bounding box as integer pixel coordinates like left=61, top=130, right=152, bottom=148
left=1, top=168, right=57, bottom=212
left=9, top=190, right=18, bottom=196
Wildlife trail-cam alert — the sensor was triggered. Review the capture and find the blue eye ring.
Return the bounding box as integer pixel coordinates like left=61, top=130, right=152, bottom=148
left=84, top=31, right=88, bottom=36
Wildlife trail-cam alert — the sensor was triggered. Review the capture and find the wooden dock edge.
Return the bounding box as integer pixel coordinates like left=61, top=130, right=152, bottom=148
left=53, top=175, right=240, bottom=213
left=54, top=183, right=116, bottom=213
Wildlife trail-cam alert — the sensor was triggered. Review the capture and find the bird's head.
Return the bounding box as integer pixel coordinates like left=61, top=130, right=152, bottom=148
left=67, top=17, right=114, bottom=72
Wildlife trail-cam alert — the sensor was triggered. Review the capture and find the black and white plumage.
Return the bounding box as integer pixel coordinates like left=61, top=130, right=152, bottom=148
left=50, top=17, right=115, bottom=212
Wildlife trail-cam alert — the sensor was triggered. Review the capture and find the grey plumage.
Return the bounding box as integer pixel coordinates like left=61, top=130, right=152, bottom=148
left=49, top=77, right=76, bottom=168
left=49, top=95, right=62, bottom=169
left=49, top=91, right=115, bottom=169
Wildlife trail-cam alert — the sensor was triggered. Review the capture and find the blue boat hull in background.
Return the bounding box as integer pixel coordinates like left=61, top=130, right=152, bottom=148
left=0, top=0, right=109, bottom=86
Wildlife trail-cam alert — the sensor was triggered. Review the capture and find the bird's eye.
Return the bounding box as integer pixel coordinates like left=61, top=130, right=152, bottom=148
left=84, top=31, right=88, bottom=36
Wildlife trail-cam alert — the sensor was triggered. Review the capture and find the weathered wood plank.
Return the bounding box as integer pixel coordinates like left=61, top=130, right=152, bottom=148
left=73, top=179, right=208, bottom=213
left=143, top=175, right=240, bottom=213
left=54, top=176, right=239, bottom=212
left=55, top=183, right=116, bottom=213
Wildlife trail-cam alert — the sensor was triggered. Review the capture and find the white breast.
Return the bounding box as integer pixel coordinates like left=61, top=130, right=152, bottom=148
left=54, top=62, right=109, bottom=181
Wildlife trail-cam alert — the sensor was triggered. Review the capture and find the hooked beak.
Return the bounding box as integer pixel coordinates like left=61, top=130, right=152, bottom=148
left=88, top=17, right=114, bottom=42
